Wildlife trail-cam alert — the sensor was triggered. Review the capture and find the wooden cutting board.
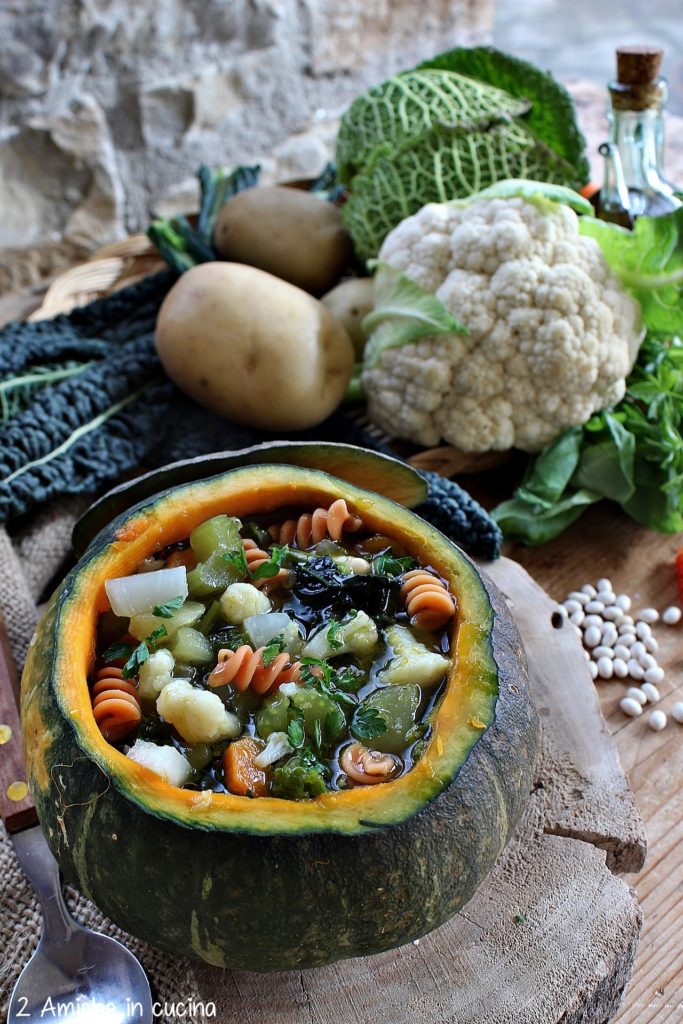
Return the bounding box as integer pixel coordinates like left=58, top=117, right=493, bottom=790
left=193, top=556, right=646, bottom=1024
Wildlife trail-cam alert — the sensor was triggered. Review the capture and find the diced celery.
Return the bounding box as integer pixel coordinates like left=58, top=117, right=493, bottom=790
left=290, top=688, right=338, bottom=734
left=183, top=743, right=214, bottom=771
left=256, top=692, right=291, bottom=738
left=229, top=687, right=262, bottom=723
left=272, top=755, right=328, bottom=799
left=169, top=626, right=214, bottom=665
left=187, top=551, right=244, bottom=597
left=197, top=600, right=222, bottom=636
left=190, top=515, right=242, bottom=562
left=129, top=600, right=205, bottom=641
left=352, top=684, right=420, bottom=754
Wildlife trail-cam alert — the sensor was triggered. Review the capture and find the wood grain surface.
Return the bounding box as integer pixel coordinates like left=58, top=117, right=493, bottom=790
left=194, top=556, right=644, bottom=1024
left=506, top=503, right=683, bottom=1024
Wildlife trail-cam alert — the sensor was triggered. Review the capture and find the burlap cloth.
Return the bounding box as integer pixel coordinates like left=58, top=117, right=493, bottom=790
left=0, top=502, right=216, bottom=1022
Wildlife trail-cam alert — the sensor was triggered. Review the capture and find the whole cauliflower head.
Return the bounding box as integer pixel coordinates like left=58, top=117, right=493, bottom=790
left=362, top=196, right=643, bottom=452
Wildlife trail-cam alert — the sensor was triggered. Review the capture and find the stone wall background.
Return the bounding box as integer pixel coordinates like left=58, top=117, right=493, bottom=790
left=0, top=0, right=494, bottom=292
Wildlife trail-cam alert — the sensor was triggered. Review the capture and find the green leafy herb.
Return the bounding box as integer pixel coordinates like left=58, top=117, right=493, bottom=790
left=326, top=619, right=345, bottom=651
left=493, top=334, right=683, bottom=543
left=299, top=657, right=359, bottom=708
left=372, top=553, right=416, bottom=576
left=287, top=709, right=306, bottom=750
left=261, top=636, right=286, bottom=668
left=351, top=706, right=388, bottom=740
left=324, top=707, right=347, bottom=744
left=152, top=595, right=185, bottom=618
left=121, top=626, right=168, bottom=679
left=363, top=263, right=468, bottom=369
left=312, top=719, right=323, bottom=754
left=102, top=641, right=134, bottom=664
left=250, top=543, right=290, bottom=581
left=222, top=546, right=248, bottom=576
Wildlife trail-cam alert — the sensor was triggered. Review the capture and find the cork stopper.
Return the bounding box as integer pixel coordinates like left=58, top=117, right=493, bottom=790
left=610, top=46, right=665, bottom=111
left=616, top=46, right=663, bottom=85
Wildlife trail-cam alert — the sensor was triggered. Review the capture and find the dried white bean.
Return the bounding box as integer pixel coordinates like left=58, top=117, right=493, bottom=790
left=581, top=584, right=597, bottom=598
left=620, top=697, right=643, bottom=717
left=639, top=652, right=657, bottom=671
left=555, top=604, right=569, bottom=620
left=597, top=657, right=614, bottom=679
left=627, top=659, right=645, bottom=680
left=583, top=614, right=604, bottom=628
left=644, top=636, right=659, bottom=654
left=671, top=702, right=683, bottom=723
left=596, top=578, right=612, bottom=592
left=583, top=649, right=590, bottom=661
left=585, top=600, right=605, bottom=614
left=625, top=687, right=647, bottom=705
left=592, top=645, right=614, bottom=660
left=567, top=591, right=590, bottom=605
left=648, top=709, right=667, bottom=731
left=636, top=621, right=652, bottom=639
left=630, top=641, right=646, bottom=659
left=588, top=661, right=598, bottom=680
left=662, top=606, right=681, bottom=625
left=602, top=605, right=623, bottom=622
left=637, top=608, right=659, bottom=624
left=583, top=625, right=602, bottom=648
left=613, top=658, right=629, bottom=678
left=619, top=615, right=635, bottom=628
left=597, top=590, right=616, bottom=605
left=613, top=644, right=632, bottom=660
left=618, top=633, right=636, bottom=648
left=564, top=599, right=583, bottom=614
left=569, top=610, right=585, bottom=626
left=615, top=594, right=632, bottom=611
left=644, top=666, right=664, bottom=685
left=641, top=682, right=660, bottom=703
left=601, top=623, right=618, bottom=647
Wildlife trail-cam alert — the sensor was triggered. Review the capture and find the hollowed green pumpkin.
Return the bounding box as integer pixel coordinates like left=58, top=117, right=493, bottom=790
left=21, top=464, right=538, bottom=970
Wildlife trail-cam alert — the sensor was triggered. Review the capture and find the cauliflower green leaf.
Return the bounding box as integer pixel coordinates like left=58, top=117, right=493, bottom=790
left=363, top=263, right=468, bottom=369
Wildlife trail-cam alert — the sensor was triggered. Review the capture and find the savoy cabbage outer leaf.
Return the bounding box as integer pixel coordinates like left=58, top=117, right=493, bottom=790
left=419, top=46, right=589, bottom=179
left=343, top=119, right=584, bottom=262
left=468, top=179, right=593, bottom=216
left=362, top=264, right=467, bottom=369
left=336, top=69, right=530, bottom=183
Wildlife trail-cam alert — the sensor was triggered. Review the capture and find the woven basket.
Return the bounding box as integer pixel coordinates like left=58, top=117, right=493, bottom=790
left=30, top=235, right=506, bottom=477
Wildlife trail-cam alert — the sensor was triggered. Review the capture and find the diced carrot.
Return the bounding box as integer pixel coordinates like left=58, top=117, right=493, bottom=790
left=165, top=548, right=198, bottom=571
left=224, top=737, right=269, bottom=797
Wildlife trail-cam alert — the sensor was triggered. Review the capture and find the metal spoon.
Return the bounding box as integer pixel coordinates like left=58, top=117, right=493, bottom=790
left=0, top=617, right=153, bottom=1024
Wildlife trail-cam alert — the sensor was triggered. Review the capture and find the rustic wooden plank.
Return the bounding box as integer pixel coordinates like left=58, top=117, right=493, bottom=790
left=503, top=502, right=683, bottom=1024
left=484, top=557, right=647, bottom=873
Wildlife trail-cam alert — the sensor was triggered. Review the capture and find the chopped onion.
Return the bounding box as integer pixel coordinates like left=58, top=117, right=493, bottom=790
left=105, top=567, right=188, bottom=618
left=254, top=732, right=293, bottom=768
left=244, top=612, right=293, bottom=649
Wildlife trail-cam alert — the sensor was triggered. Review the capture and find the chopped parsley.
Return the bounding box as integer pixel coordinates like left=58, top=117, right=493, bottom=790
left=250, top=543, right=290, bottom=581
left=152, top=595, right=185, bottom=618
left=121, top=625, right=168, bottom=679
left=260, top=635, right=286, bottom=667
left=372, top=553, right=416, bottom=577
left=221, top=546, right=248, bottom=576
left=351, top=705, right=387, bottom=740
left=102, top=640, right=134, bottom=664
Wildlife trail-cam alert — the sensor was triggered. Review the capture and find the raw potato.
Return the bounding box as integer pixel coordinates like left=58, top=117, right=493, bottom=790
left=155, top=262, right=355, bottom=430
left=214, top=186, right=353, bottom=295
left=321, top=278, right=374, bottom=359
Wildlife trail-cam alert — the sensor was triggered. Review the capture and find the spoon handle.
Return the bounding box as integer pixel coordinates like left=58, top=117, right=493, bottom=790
left=12, top=827, right=75, bottom=944
left=0, top=615, right=38, bottom=833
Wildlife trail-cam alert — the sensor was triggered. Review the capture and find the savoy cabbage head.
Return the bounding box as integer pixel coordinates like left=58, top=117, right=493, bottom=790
left=337, top=47, right=589, bottom=263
